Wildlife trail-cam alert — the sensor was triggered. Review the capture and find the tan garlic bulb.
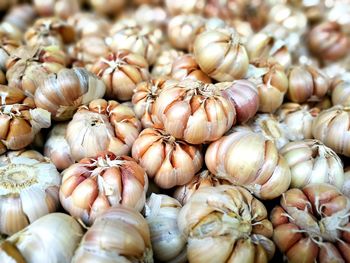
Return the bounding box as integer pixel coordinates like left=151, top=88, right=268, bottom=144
left=205, top=130, right=291, bottom=199
left=219, top=80, right=259, bottom=123
left=68, top=12, right=110, bottom=38
left=145, top=194, right=186, bottom=263
left=178, top=185, right=275, bottom=263
left=89, top=0, right=125, bottom=16
left=60, top=152, right=148, bottom=225
left=34, top=67, right=106, bottom=121
left=132, top=128, right=203, bottom=189
left=174, top=170, right=228, bottom=205
left=167, top=14, right=205, bottom=51
left=271, top=184, right=350, bottom=263
left=277, top=103, right=319, bottom=141
left=165, top=0, right=206, bottom=15
left=24, top=17, right=75, bottom=48
left=0, top=104, right=51, bottom=154
left=308, top=22, right=349, bottom=61
left=0, top=37, right=19, bottom=71
left=194, top=29, right=249, bottom=81
left=247, top=32, right=292, bottom=69
left=287, top=65, right=330, bottom=103
left=6, top=45, right=67, bottom=96
left=249, top=60, right=288, bottom=113
left=66, top=99, right=141, bottom=161
left=107, top=19, right=163, bottom=65
left=312, top=106, right=350, bottom=157
left=154, top=79, right=236, bottom=144
left=0, top=154, right=60, bottom=236
left=151, top=48, right=184, bottom=77
left=0, top=213, right=83, bottom=263
left=331, top=74, right=350, bottom=106
left=72, top=206, right=153, bottom=263
left=132, top=77, right=167, bottom=129
left=134, top=4, right=168, bottom=29
left=44, top=123, right=73, bottom=171
left=171, top=54, right=211, bottom=83
left=91, top=50, right=150, bottom=101
left=280, top=140, right=344, bottom=189
left=34, top=0, right=81, bottom=19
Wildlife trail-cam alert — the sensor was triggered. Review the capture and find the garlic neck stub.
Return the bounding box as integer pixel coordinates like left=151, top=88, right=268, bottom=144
left=0, top=156, right=61, bottom=236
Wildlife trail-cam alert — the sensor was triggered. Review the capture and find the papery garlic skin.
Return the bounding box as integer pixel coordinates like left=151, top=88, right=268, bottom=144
left=66, top=99, right=141, bottom=161
left=72, top=206, right=153, bottom=263
left=132, top=128, right=203, bottom=189
left=68, top=12, right=110, bottom=38
left=151, top=48, right=184, bottom=77
left=312, top=106, right=350, bottom=157
left=174, top=170, right=228, bottom=205
left=145, top=194, right=186, bottom=262
left=34, top=0, right=81, bottom=19
left=0, top=156, right=61, bottom=235
left=271, top=183, right=350, bottom=263
left=194, top=29, right=249, bottom=82
left=205, top=130, right=291, bottom=199
left=60, top=152, right=148, bottom=225
left=331, top=74, right=350, bottom=107
left=34, top=67, right=106, bottom=121
left=0, top=213, right=83, bottom=263
left=44, top=123, right=74, bottom=171
left=0, top=37, right=19, bottom=71
left=280, top=140, right=344, bottom=189
left=178, top=185, right=275, bottom=263
left=153, top=79, right=236, bottom=144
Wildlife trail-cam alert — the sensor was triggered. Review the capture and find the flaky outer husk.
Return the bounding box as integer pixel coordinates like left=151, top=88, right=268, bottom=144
left=178, top=185, right=275, bottom=263
left=0, top=213, right=83, bottom=263
left=66, top=99, right=141, bottom=161
left=280, top=139, right=344, bottom=189
left=205, top=130, right=291, bottom=199
left=34, top=67, right=106, bottom=121
left=153, top=79, right=236, bottom=144
left=132, top=128, right=203, bottom=189
left=59, top=152, right=148, bottom=225
left=312, top=105, right=350, bottom=157
left=271, top=183, right=350, bottom=263
left=71, top=206, right=153, bottom=263
left=145, top=194, right=186, bottom=262
left=44, top=123, right=74, bottom=171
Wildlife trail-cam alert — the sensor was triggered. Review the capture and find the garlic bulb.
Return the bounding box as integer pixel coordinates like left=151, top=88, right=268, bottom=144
left=72, top=206, right=153, bottom=263
left=165, top=0, right=206, bottom=16
left=34, top=67, right=106, bottom=121
left=151, top=48, right=184, bottom=77
left=6, top=45, right=67, bottom=96
left=153, top=79, right=236, bottom=144
left=132, top=128, right=203, bottom=189
left=194, top=28, right=249, bottom=81
left=173, top=170, right=228, bottom=205
left=171, top=54, right=211, bottom=83
left=287, top=65, right=330, bottom=103
left=205, top=130, right=291, bottom=199
left=0, top=104, right=51, bottom=154
left=24, top=17, right=75, bottom=48
left=219, top=80, right=259, bottom=123
left=66, top=99, right=141, bottom=161
left=133, top=4, right=168, bottom=29
left=132, top=77, right=167, bottom=129
left=145, top=194, right=186, bottom=262
left=0, top=213, right=83, bottom=263
left=280, top=140, right=344, bottom=189
left=331, top=74, right=350, bottom=106
left=107, top=19, right=163, bottom=65
left=178, top=185, right=275, bottom=263
left=68, top=12, right=110, bottom=38
left=89, top=0, right=125, bottom=16
left=0, top=155, right=61, bottom=235
left=60, top=152, right=148, bottom=225
left=0, top=37, right=19, bottom=71
left=312, top=105, right=350, bottom=157
left=33, top=0, right=81, bottom=19
left=91, top=50, right=150, bottom=101
left=271, top=183, right=350, bottom=263
left=0, top=149, right=45, bottom=165
left=277, top=103, right=319, bottom=142
left=343, top=167, right=350, bottom=198
left=44, top=123, right=74, bottom=171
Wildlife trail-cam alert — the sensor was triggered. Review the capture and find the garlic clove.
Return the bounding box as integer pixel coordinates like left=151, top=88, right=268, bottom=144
left=71, top=178, right=98, bottom=210
left=286, top=237, right=319, bottom=263
left=227, top=239, right=255, bottom=263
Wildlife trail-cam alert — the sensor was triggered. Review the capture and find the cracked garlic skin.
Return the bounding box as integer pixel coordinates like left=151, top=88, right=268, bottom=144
left=178, top=185, right=275, bottom=263
left=59, top=152, right=148, bottom=225
left=132, top=128, right=203, bottom=189
left=0, top=155, right=61, bottom=236
left=0, top=213, right=83, bottom=263
left=271, top=183, right=350, bottom=263
left=72, top=206, right=153, bottom=263
left=205, top=130, right=291, bottom=200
